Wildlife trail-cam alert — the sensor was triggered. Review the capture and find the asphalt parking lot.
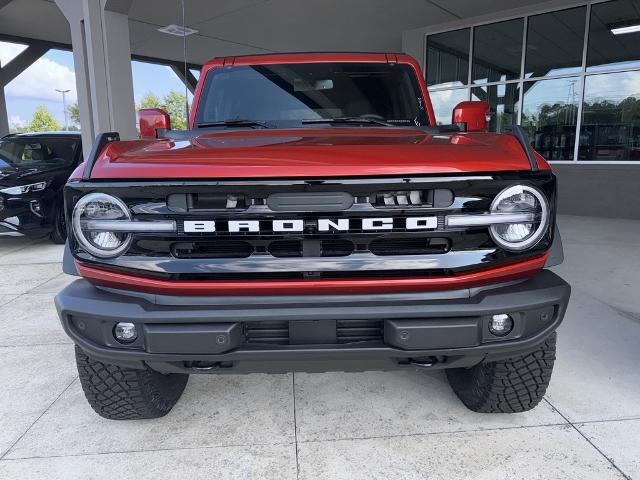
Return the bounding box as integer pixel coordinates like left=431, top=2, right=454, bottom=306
left=0, top=214, right=638, bottom=479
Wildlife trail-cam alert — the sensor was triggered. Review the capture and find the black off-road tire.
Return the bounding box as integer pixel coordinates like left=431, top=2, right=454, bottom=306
left=49, top=202, right=67, bottom=244
left=75, top=346, right=189, bottom=420
left=446, top=332, right=557, bottom=413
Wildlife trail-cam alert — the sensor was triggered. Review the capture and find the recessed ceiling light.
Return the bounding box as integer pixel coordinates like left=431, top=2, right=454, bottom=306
left=158, top=24, right=198, bottom=37
left=610, top=23, right=640, bottom=35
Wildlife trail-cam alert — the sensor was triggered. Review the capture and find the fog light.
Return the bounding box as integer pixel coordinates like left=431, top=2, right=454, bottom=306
left=29, top=200, right=43, bottom=217
left=114, top=322, right=137, bottom=343
left=489, top=314, right=514, bottom=337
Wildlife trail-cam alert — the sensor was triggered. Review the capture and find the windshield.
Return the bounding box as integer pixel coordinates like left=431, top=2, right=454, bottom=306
left=0, top=137, right=79, bottom=170
left=195, top=62, right=430, bottom=128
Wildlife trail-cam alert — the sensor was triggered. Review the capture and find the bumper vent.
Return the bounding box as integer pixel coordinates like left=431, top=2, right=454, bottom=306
left=336, top=319, right=383, bottom=343
left=245, top=321, right=289, bottom=345
left=244, top=319, right=384, bottom=345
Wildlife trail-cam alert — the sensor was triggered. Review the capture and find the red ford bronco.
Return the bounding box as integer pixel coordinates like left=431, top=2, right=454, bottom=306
left=55, top=52, right=570, bottom=420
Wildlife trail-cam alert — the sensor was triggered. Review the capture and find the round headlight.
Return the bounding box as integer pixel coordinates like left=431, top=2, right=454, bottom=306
left=72, top=193, right=132, bottom=258
left=489, top=185, right=549, bottom=251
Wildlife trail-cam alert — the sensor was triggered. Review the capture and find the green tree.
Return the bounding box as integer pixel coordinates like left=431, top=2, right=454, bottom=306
left=68, top=102, right=80, bottom=126
left=29, top=105, right=61, bottom=132
left=160, top=90, right=188, bottom=130
left=136, top=91, right=188, bottom=130
left=137, top=92, right=162, bottom=110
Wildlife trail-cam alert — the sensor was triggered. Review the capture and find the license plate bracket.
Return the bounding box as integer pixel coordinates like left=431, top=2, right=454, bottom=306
left=289, top=319, right=337, bottom=345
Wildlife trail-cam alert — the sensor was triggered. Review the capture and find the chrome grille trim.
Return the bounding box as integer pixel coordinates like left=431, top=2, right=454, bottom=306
left=86, top=212, right=534, bottom=235
left=82, top=219, right=177, bottom=232
left=445, top=212, right=536, bottom=228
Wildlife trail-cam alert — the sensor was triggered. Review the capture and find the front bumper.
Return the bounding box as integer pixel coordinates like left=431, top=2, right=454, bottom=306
left=0, top=198, right=50, bottom=238
left=55, top=270, right=570, bottom=374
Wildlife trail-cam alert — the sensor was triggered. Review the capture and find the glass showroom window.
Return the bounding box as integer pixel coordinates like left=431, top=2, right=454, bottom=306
left=521, top=78, right=581, bottom=160
left=472, top=19, right=523, bottom=84
left=425, top=0, right=640, bottom=162
left=525, top=7, right=586, bottom=78
left=426, top=28, right=470, bottom=88
left=587, top=0, right=640, bottom=72
left=472, top=83, right=520, bottom=133
left=579, top=70, right=640, bottom=161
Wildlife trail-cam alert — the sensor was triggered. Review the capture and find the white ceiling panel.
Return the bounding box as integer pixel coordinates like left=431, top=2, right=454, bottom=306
left=0, top=0, right=71, bottom=44
left=0, top=0, right=587, bottom=66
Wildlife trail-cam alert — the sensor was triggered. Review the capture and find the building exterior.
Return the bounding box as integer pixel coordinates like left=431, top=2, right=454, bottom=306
left=404, top=0, right=640, bottom=218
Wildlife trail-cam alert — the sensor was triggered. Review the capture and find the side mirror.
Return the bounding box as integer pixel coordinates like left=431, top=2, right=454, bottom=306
left=138, top=108, right=171, bottom=139
left=452, top=101, right=490, bottom=132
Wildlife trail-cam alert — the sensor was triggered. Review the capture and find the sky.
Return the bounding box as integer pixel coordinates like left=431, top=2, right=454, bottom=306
left=0, top=41, right=193, bottom=130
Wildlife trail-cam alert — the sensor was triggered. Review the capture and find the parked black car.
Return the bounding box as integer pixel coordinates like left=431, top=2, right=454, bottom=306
left=0, top=132, right=82, bottom=243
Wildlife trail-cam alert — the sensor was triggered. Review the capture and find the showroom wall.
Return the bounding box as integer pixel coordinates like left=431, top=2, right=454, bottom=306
left=404, top=0, right=640, bottom=219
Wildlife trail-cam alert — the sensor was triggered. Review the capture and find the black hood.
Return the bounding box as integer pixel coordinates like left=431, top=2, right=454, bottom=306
left=0, top=164, right=59, bottom=187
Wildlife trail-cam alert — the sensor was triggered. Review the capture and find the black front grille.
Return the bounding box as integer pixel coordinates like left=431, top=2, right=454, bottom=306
left=67, top=173, right=556, bottom=278
left=370, top=237, right=450, bottom=256
left=243, top=319, right=384, bottom=345
left=269, top=240, right=302, bottom=257
left=172, top=241, right=253, bottom=258
left=321, top=240, right=354, bottom=257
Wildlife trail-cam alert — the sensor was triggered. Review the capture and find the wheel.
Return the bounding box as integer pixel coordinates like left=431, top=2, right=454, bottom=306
left=446, top=333, right=556, bottom=413
left=75, top=346, right=189, bottom=420
left=49, top=202, right=67, bottom=244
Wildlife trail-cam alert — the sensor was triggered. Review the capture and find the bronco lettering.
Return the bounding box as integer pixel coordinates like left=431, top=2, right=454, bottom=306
left=182, top=217, right=439, bottom=233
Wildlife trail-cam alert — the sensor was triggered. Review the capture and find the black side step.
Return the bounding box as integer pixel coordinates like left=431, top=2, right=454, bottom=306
left=82, top=132, right=120, bottom=180
left=502, top=124, right=538, bottom=172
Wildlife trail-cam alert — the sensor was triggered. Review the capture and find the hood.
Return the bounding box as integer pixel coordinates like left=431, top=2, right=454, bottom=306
left=89, top=127, right=547, bottom=180
left=0, top=165, right=45, bottom=186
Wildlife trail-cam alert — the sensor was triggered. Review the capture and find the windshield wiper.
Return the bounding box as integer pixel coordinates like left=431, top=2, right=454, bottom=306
left=196, top=119, right=271, bottom=129
left=301, top=116, right=393, bottom=127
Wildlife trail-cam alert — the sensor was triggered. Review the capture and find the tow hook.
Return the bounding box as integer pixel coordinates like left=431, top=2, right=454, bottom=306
left=408, top=356, right=439, bottom=368
left=190, top=361, right=224, bottom=371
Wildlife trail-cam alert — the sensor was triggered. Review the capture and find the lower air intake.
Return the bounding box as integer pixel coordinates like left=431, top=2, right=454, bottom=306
left=243, top=319, right=384, bottom=345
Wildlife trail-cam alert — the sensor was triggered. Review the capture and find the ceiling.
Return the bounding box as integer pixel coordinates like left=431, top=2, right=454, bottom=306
left=0, top=0, right=577, bottom=65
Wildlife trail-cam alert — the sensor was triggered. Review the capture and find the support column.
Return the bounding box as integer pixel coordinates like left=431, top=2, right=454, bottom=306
left=55, top=0, right=136, bottom=154
left=170, top=63, right=198, bottom=94
left=0, top=77, right=8, bottom=137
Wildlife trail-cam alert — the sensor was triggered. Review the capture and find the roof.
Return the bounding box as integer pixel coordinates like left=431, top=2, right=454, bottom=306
left=214, top=51, right=406, bottom=60
left=205, top=51, right=416, bottom=67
